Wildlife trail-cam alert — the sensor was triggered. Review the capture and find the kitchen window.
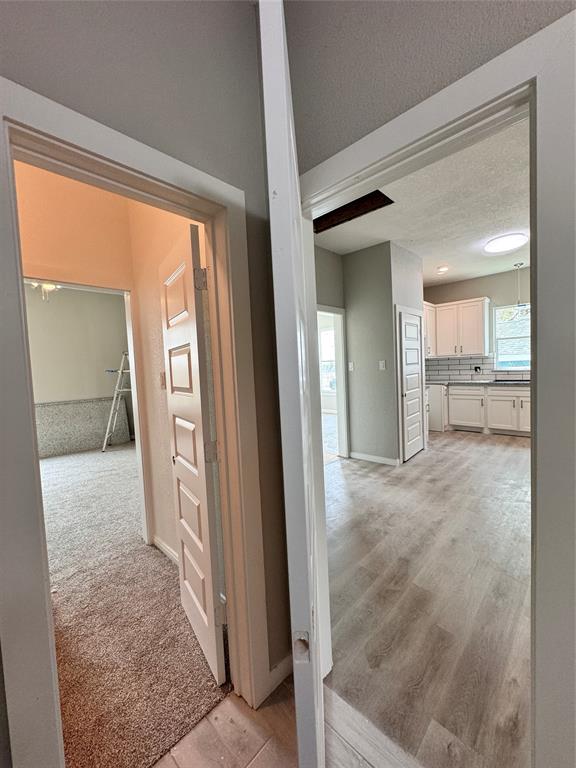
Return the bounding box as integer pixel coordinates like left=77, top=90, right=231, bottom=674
left=494, top=304, right=531, bottom=370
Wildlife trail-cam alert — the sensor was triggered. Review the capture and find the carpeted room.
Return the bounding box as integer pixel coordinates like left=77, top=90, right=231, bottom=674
left=16, top=161, right=227, bottom=768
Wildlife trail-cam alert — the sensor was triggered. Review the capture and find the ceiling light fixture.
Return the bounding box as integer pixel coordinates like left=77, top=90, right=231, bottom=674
left=436, top=265, right=449, bottom=274
left=25, top=279, right=62, bottom=301
left=484, top=233, right=529, bottom=254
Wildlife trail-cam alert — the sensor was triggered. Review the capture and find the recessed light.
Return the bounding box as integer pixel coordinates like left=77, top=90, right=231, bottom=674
left=436, top=265, right=449, bottom=274
left=484, top=233, right=529, bottom=254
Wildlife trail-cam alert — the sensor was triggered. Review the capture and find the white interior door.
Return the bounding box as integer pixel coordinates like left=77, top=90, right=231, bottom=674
left=259, top=1, right=329, bottom=765
left=400, top=310, right=424, bottom=461
left=159, top=224, right=226, bottom=685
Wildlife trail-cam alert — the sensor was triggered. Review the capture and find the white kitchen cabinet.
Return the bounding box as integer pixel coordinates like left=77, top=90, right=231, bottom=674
left=486, top=388, right=531, bottom=432
left=518, top=394, right=531, bottom=432
left=448, top=387, right=485, bottom=428
left=486, top=393, right=518, bottom=430
left=428, top=384, right=448, bottom=431
left=459, top=299, right=488, bottom=355
left=423, top=302, right=437, bottom=358
left=435, top=304, right=458, bottom=356
left=432, top=297, right=490, bottom=357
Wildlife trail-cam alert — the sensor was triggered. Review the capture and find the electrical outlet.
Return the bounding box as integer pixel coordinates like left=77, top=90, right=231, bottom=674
left=348, top=361, right=354, bottom=372
left=379, top=360, right=387, bottom=371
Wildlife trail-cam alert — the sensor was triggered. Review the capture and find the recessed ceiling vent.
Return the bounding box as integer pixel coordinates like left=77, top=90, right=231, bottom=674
left=313, top=190, right=395, bottom=234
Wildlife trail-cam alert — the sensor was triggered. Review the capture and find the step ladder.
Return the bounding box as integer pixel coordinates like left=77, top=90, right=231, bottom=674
left=102, top=352, right=131, bottom=452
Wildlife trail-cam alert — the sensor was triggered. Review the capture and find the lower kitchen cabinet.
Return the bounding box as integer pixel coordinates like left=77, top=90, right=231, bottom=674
left=518, top=394, right=531, bottom=432
left=448, top=387, right=485, bottom=428
left=486, top=393, right=518, bottom=430
left=484, top=388, right=531, bottom=433
left=446, top=385, right=531, bottom=434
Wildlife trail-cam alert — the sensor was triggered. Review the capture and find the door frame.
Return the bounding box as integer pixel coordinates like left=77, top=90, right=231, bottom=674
left=0, top=76, right=281, bottom=768
left=262, top=5, right=575, bottom=765
left=317, top=305, right=350, bottom=458
left=395, top=305, right=425, bottom=463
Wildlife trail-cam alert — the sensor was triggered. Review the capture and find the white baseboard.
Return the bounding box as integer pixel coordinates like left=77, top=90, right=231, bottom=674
left=350, top=452, right=399, bottom=466
left=152, top=535, right=178, bottom=564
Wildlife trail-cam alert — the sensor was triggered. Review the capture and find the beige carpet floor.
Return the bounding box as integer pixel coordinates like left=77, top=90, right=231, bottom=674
left=40, top=444, right=225, bottom=768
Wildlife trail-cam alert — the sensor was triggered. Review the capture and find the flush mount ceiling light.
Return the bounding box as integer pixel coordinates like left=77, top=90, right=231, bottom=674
left=484, top=233, right=529, bottom=254
left=26, top=279, right=62, bottom=301
left=436, top=265, right=449, bottom=274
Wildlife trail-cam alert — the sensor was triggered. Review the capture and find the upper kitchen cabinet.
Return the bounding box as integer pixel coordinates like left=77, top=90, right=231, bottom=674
left=434, top=297, right=489, bottom=357
left=435, top=303, right=458, bottom=356
left=423, top=301, right=436, bottom=358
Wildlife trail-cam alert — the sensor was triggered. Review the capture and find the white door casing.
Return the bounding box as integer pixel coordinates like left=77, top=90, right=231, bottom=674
left=259, top=1, right=330, bottom=765
left=159, top=224, right=226, bottom=685
left=399, top=309, right=425, bottom=462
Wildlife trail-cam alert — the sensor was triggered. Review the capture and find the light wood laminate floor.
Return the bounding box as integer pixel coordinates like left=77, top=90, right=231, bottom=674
left=152, top=680, right=297, bottom=768
left=324, top=431, right=531, bottom=768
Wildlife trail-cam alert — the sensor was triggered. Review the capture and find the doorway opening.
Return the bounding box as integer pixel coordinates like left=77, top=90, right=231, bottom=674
left=315, top=116, right=532, bottom=767
left=14, top=158, right=229, bottom=768
left=317, top=307, right=348, bottom=463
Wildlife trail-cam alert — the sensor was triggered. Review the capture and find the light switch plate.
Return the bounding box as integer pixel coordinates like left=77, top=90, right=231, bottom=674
left=379, top=360, right=387, bottom=371
left=348, top=361, right=354, bottom=372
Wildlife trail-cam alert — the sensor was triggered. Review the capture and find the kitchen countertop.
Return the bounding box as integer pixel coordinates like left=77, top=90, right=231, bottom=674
left=427, top=380, right=530, bottom=387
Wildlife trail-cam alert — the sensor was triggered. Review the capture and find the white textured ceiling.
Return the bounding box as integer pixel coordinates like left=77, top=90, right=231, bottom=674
left=314, top=119, right=530, bottom=286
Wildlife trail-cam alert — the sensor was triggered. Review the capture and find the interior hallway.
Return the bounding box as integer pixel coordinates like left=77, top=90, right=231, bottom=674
left=324, top=430, right=531, bottom=768
left=41, top=445, right=224, bottom=768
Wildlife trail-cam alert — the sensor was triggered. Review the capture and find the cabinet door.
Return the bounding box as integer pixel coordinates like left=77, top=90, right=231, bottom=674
left=486, top=394, right=518, bottom=430
left=436, top=305, right=458, bottom=356
left=448, top=394, right=485, bottom=427
left=424, top=304, right=436, bottom=357
left=518, top=395, right=531, bottom=431
left=458, top=300, right=485, bottom=355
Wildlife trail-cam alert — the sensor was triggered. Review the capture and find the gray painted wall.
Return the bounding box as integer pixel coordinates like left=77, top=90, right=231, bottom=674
left=25, top=285, right=129, bottom=403
left=345, top=244, right=397, bottom=460
left=285, top=0, right=575, bottom=171
left=0, top=2, right=290, bottom=728
left=391, top=243, right=424, bottom=310
left=315, top=245, right=344, bottom=308
left=424, top=267, right=530, bottom=347
left=344, top=242, right=422, bottom=461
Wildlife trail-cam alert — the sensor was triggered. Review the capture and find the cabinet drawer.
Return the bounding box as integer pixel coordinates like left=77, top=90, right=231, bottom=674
left=450, top=386, right=485, bottom=396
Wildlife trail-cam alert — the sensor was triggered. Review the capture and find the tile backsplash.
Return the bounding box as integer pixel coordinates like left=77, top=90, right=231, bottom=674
left=426, top=355, right=531, bottom=383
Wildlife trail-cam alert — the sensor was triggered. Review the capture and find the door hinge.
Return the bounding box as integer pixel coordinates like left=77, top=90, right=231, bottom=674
left=217, top=593, right=227, bottom=626
left=204, top=440, right=218, bottom=463
left=194, top=267, right=208, bottom=291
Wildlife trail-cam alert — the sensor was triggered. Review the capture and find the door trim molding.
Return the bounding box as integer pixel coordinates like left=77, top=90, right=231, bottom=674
left=0, top=75, right=277, bottom=768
